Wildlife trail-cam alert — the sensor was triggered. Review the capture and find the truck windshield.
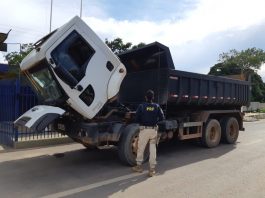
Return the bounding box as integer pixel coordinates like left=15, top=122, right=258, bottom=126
left=25, top=60, right=62, bottom=103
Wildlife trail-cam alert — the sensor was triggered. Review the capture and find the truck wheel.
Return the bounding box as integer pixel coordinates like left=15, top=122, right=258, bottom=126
left=118, top=124, right=148, bottom=166
left=220, top=117, right=239, bottom=144
left=202, top=119, right=221, bottom=148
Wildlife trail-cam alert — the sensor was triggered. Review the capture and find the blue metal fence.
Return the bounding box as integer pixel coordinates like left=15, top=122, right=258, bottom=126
left=0, top=78, right=64, bottom=147
left=0, top=122, right=17, bottom=147
left=0, top=79, right=19, bottom=121
left=0, top=63, right=8, bottom=72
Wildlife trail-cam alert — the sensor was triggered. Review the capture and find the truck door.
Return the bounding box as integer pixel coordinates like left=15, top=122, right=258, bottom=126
left=45, top=16, right=126, bottom=119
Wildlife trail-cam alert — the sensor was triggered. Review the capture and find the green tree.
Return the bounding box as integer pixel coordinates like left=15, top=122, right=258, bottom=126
left=209, top=48, right=265, bottom=102
left=2, top=43, right=33, bottom=79
left=105, top=38, right=145, bottom=54
left=218, top=48, right=265, bottom=72
left=251, top=73, right=265, bottom=102
left=209, top=62, right=241, bottom=76
left=132, top=42, right=146, bottom=50
left=5, top=43, right=34, bottom=66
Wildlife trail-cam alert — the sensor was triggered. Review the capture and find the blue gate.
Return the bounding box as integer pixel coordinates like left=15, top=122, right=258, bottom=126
left=0, top=79, right=19, bottom=146
left=0, top=78, right=38, bottom=146
left=0, top=79, right=19, bottom=121
left=0, top=78, right=64, bottom=147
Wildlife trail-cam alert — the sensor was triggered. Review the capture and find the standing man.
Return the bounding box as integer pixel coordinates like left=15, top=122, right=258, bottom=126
left=132, top=89, right=165, bottom=177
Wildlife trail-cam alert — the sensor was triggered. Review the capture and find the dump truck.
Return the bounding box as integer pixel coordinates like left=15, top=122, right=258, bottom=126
left=15, top=16, right=250, bottom=165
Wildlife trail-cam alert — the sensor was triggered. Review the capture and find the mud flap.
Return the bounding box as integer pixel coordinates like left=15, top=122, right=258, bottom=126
left=14, top=105, right=65, bottom=132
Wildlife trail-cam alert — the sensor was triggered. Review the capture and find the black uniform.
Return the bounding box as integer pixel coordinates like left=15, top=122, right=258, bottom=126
left=135, top=102, right=165, bottom=126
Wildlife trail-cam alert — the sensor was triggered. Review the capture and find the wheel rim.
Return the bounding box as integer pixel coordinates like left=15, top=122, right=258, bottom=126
left=229, top=124, right=236, bottom=139
left=204, top=119, right=221, bottom=147
left=209, top=126, right=218, bottom=141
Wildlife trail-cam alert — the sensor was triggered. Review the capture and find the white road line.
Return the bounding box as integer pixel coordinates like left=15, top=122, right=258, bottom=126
left=40, top=171, right=148, bottom=198
left=243, top=139, right=263, bottom=146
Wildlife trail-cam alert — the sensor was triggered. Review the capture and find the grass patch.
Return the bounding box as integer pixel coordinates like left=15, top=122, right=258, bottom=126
left=257, top=108, right=265, bottom=113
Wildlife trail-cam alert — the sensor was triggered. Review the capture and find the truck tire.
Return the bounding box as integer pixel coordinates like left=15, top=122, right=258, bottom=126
left=202, top=119, right=221, bottom=148
left=118, top=124, right=148, bottom=166
left=220, top=117, right=239, bottom=144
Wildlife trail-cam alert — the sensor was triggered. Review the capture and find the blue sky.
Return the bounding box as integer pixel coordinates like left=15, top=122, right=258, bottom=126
left=96, top=0, right=197, bottom=21
left=1, top=0, right=265, bottom=80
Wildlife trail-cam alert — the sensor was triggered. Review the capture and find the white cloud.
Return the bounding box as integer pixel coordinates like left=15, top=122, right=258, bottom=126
left=184, top=0, right=265, bottom=31
left=84, top=0, right=265, bottom=46
left=258, top=64, right=265, bottom=81
left=0, top=0, right=49, bottom=41
left=0, top=0, right=109, bottom=44
left=82, top=0, right=265, bottom=79
left=1, top=0, right=265, bottom=80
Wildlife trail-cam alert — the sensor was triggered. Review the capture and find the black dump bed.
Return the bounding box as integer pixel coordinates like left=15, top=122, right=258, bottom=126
left=118, top=42, right=250, bottom=111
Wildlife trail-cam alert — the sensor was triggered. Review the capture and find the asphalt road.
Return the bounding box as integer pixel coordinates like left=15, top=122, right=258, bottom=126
left=0, top=120, right=265, bottom=198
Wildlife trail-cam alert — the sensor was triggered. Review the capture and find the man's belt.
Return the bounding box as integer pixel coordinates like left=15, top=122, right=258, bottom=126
left=140, top=125, right=157, bottom=129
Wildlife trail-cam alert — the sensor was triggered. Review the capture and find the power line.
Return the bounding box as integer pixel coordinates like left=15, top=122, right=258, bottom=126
left=1, top=0, right=84, bottom=40
left=0, top=24, right=45, bottom=37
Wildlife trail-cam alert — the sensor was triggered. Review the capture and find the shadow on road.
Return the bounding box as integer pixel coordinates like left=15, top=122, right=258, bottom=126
left=0, top=140, right=236, bottom=198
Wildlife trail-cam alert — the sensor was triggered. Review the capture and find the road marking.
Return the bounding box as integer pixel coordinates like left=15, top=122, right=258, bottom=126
left=243, top=139, right=263, bottom=146
left=40, top=171, right=148, bottom=198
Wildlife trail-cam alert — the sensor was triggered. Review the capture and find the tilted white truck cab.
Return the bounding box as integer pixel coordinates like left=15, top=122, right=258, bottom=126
left=15, top=16, right=126, bottom=131
left=15, top=16, right=249, bottom=166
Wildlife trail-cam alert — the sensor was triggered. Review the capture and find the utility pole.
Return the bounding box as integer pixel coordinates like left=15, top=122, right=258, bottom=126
left=49, top=0, right=53, bottom=33
left=80, top=0, right=83, bottom=18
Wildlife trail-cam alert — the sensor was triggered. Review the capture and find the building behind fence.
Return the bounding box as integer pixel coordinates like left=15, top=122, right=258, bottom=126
left=242, top=102, right=265, bottom=112
left=0, top=78, right=66, bottom=147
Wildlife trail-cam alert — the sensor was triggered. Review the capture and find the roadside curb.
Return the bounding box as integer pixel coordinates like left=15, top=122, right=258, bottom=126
left=13, top=137, right=73, bottom=149
left=244, top=113, right=265, bottom=122
left=244, top=117, right=259, bottom=122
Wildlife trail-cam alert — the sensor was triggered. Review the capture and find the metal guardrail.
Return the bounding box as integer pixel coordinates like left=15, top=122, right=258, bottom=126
left=0, top=122, right=16, bottom=147
left=0, top=122, right=67, bottom=147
